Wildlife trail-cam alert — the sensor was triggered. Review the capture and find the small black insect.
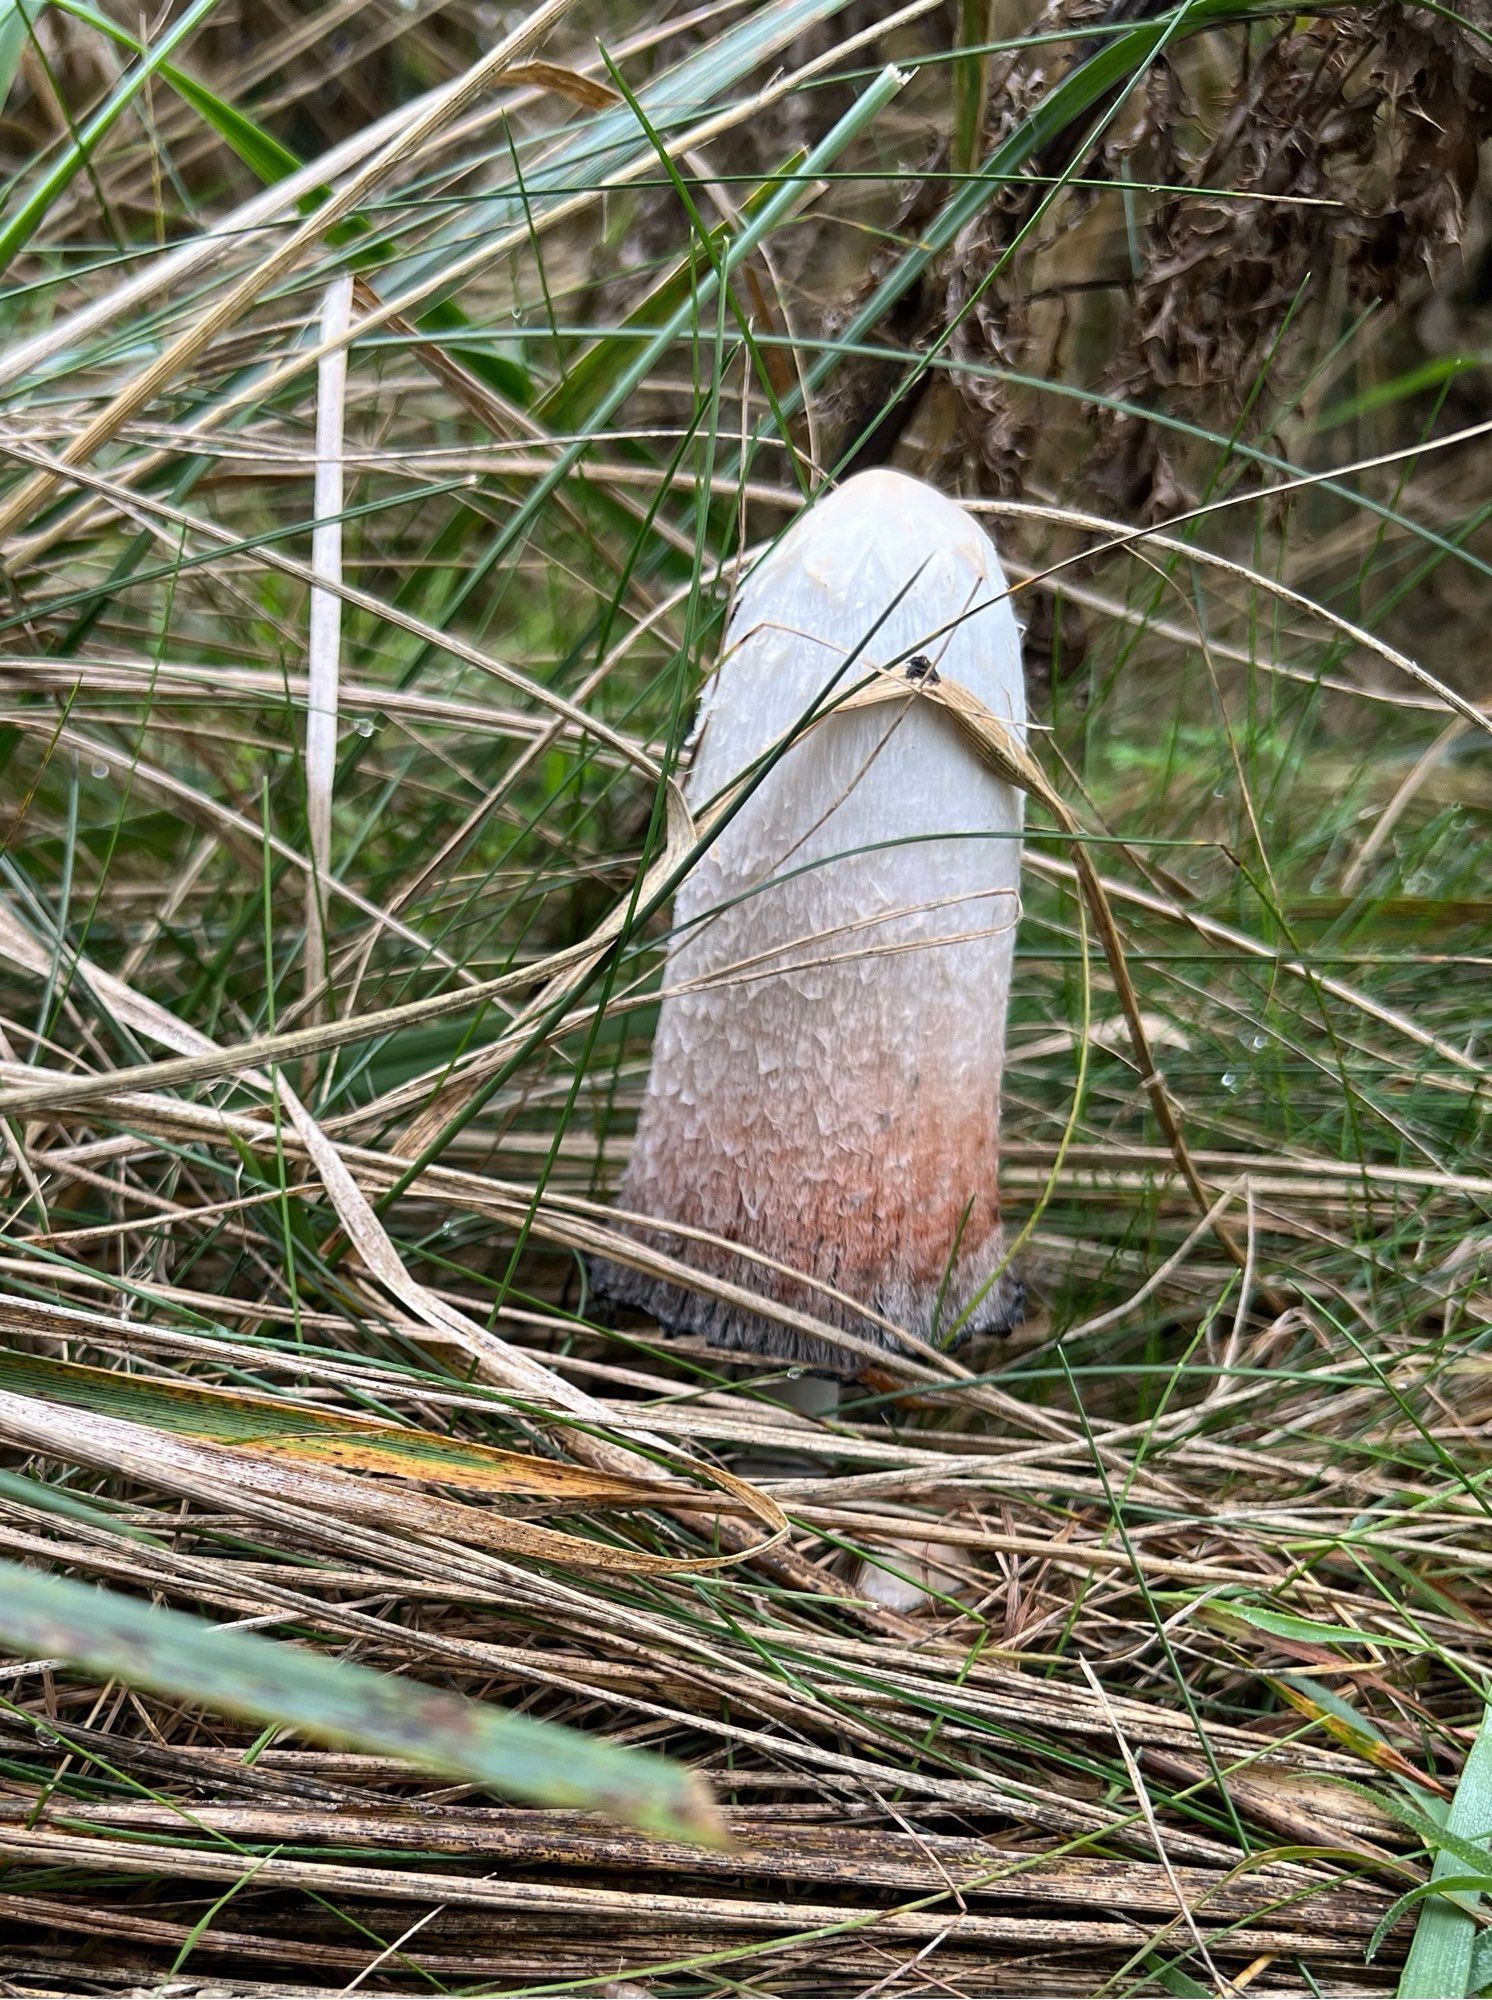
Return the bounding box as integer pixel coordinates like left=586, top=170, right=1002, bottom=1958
left=905, top=654, right=940, bottom=684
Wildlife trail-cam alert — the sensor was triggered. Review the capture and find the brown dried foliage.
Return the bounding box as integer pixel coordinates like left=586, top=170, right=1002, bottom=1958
left=928, top=2, right=1492, bottom=515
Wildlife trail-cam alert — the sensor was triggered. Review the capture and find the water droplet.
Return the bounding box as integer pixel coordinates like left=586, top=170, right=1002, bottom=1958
left=1250, top=1033, right=1267, bottom=1052
left=90, top=760, right=109, bottom=780
left=35, top=1725, right=61, bottom=1746
left=353, top=716, right=375, bottom=738
left=1221, top=1071, right=1239, bottom=1092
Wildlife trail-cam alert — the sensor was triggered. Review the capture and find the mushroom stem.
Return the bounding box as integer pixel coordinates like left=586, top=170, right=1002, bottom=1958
left=733, top=1371, right=843, bottom=1488
left=594, top=469, right=1027, bottom=1376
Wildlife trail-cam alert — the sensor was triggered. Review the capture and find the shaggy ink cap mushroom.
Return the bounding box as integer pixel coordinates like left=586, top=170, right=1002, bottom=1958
left=592, top=470, right=1027, bottom=1376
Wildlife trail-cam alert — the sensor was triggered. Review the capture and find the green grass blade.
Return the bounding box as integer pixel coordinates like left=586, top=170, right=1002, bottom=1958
left=387, top=0, right=855, bottom=308
left=440, top=60, right=906, bottom=621
left=0, top=1558, right=723, bottom=1842
left=0, top=0, right=223, bottom=277
left=952, top=0, right=992, bottom=178
left=1398, top=1701, right=1492, bottom=1997
left=38, top=0, right=530, bottom=405
left=0, top=0, right=27, bottom=111
left=537, top=150, right=806, bottom=430
left=45, top=0, right=306, bottom=185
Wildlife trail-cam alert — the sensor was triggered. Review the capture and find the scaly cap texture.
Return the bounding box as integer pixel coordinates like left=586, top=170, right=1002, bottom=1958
left=593, top=470, right=1026, bottom=1372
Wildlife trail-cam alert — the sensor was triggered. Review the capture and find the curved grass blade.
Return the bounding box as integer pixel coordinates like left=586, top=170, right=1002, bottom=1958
left=36, top=0, right=529, bottom=402
left=0, top=0, right=26, bottom=111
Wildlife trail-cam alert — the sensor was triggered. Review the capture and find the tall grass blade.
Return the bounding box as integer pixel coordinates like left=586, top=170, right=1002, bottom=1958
left=0, top=0, right=28, bottom=110
left=0, top=0, right=573, bottom=540
left=952, top=0, right=991, bottom=178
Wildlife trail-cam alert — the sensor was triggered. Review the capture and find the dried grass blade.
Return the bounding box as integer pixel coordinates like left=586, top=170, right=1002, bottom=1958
left=0, top=1343, right=665, bottom=1502
left=0, top=907, right=789, bottom=1561
left=0, top=1384, right=723, bottom=1573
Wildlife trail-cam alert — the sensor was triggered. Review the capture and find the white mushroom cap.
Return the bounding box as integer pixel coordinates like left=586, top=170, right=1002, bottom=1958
left=593, top=470, right=1026, bottom=1372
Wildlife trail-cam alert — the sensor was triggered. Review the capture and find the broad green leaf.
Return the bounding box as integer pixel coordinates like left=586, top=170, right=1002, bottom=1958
left=48, top=0, right=304, bottom=186
left=952, top=0, right=992, bottom=179
left=0, top=0, right=28, bottom=114
left=1468, top=1923, right=1492, bottom=1996
left=1398, top=1701, right=1492, bottom=1996
left=0, top=1558, right=723, bottom=1842
left=1372, top=1877, right=1492, bottom=1966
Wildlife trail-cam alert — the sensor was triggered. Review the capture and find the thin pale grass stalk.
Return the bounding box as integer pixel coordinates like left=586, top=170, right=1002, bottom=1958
left=0, top=723, right=473, bottom=974
left=0, top=892, right=793, bottom=1545
left=1341, top=715, right=1471, bottom=894
left=1028, top=851, right=1486, bottom=1087
left=0, top=437, right=665, bottom=780
left=304, top=271, right=354, bottom=1023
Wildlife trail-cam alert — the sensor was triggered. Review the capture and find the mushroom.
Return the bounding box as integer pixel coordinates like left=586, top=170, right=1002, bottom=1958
left=592, top=469, right=1026, bottom=1597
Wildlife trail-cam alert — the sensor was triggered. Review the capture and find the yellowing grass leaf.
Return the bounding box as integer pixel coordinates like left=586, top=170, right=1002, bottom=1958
left=0, top=1344, right=643, bottom=1499
left=1274, top=1677, right=1447, bottom=1796
left=0, top=1348, right=782, bottom=1573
